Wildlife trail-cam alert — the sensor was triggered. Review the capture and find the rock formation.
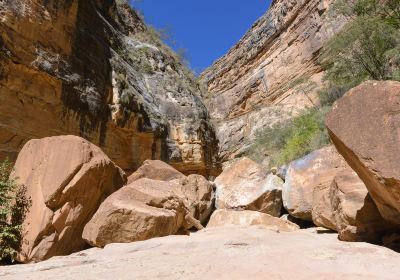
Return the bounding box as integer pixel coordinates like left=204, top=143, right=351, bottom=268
left=83, top=178, right=189, bottom=248
left=2, top=226, right=400, bottom=279
left=207, top=209, right=299, bottom=232
left=329, top=168, right=395, bottom=242
left=175, top=174, right=215, bottom=225
left=127, top=159, right=186, bottom=184
left=214, top=157, right=283, bottom=216
left=0, top=0, right=219, bottom=176
left=283, top=146, right=346, bottom=221
left=283, top=145, right=396, bottom=242
left=84, top=162, right=214, bottom=247
left=326, top=81, right=400, bottom=225
left=201, top=0, right=345, bottom=164
left=13, top=136, right=126, bottom=263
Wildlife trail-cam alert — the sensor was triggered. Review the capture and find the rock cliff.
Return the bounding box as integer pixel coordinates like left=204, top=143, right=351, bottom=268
left=201, top=0, right=344, bottom=163
left=0, top=0, right=219, bottom=175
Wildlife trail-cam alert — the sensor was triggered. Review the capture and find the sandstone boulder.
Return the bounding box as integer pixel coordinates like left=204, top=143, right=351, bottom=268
left=326, top=80, right=400, bottom=225
left=131, top=160, right=215, bottom=225
left=13, top=136, right=126, bottom=263
left=83, top=178, right=188, bottom=247
left=330, top=168, right=395, bottom=242
left=207, top=209, right=299, bottom=232
left=127, top=160, right=186, bottom=184
left=215, top=157, right=283, bottom=216
left=176, top=174, right=215, bottom=224
left=283, top=146, right=346, bottom=221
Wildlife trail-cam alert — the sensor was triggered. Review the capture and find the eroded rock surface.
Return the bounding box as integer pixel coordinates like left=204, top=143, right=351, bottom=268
left=201, top=0, right=345, bottom=163
left=215, top=157, right=283, bottom=216
left=83, top=169, right=215, bottom=247
left=326, top=81, right=400, bottom=225
left=127, top=159, right=186, bottom=184
left=283, top=146, right=346, bottom=221
left=330, top=168, right=395, bottom=242
left=176, top=174, right=215, bottom=225
left=82, top=178, right=188, bottom=247
left=207, top=209, right=299, bottom=232
left=1, top=227, right=400, bottom=279
left=13, top=135, right=126, bottom=263
left=0, top=0, right=219, bottom=176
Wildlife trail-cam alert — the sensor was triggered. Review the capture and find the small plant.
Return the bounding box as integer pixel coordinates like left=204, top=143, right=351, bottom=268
left=0, top=160, right=30, bottom=263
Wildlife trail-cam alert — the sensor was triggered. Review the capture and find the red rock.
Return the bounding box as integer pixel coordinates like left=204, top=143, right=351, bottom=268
left=82, top=178, right=188, bottom=247
left=326, top=81, right=400, bottom=225
left=330, top=168, right=395, bottom=242
left=13, top=136, right=126, bottom=263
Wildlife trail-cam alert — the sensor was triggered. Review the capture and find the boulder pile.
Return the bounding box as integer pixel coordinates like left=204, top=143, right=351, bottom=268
left=9, top=82, right=400, bottom=264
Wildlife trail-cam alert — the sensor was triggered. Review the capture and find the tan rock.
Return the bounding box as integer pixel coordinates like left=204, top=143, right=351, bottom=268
left=326, top=80, right=400, bottom=225
left=207, top=209, right=299, bottom=232
left=330, top=168, right=395, bottom=242
left=311, top=182, right=336, bottom=230
left=215, top=157, right=283, bottom=216
left=283, top=146, right=346, bottom=221
left=2, top=227, right=400, bottom=280
left=83, top=178, right=188, bottom=247
left=13, top=136, right=126, bottom=263
left=127, top=160, right=186, bottom=184
left=0, top=0, right=218, bottom=177
left=176, top=174, right=215, bottom=224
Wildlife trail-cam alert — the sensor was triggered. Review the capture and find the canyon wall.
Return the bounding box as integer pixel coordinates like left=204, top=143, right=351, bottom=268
left=0, top=0, right=219, bottom=175
left=201, top=0, right=344, bottom=164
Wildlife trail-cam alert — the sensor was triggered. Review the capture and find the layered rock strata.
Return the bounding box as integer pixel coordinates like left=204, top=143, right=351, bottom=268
left=0, top=0, right=219, bottom=176
left=201, top=0, right=344, bottom=163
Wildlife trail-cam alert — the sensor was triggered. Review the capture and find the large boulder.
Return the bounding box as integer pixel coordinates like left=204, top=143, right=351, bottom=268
left=82, top=178, right=188, bottom=247
left=214, top=157, right=283, bottom=216
left=129, top=160, right=214, bottom=224
left=13, top=136, right=127, bottom=263
left=326, top=81, right=400, bottom=225
left=294, top=147, right=395, bottom=242
left=207, top=210, right=299, bottom=232
left=283, top=146, right=346, bottom=221
left=127, top=160, right=186, bottom=184
left=330, top=168, right=395, bottom=242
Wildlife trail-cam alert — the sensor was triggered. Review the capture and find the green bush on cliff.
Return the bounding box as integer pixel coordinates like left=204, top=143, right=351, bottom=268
left=0, top=160, right=29, bottom=263
left=321, top=0, right=400, bottom=90
left=248, top=107, right=330, bottom=167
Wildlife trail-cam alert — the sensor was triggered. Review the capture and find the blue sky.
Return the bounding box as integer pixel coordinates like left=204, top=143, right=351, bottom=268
left=130, top=0, right=271, bottom=73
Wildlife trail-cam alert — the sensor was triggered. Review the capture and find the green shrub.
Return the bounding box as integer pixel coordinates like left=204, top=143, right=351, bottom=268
left=322, top=0, right=400, bottom=86
left=0, top=160, right=30, bottom=263
left=248, top=108, right=330, bottom=167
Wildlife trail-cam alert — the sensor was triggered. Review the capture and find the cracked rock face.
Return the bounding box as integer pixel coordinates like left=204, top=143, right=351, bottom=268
left=0, top=0, right=219, bottom=176
left=201, top=0, right=345, bottom=163
left=12, top=135, right=127, bottom=263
